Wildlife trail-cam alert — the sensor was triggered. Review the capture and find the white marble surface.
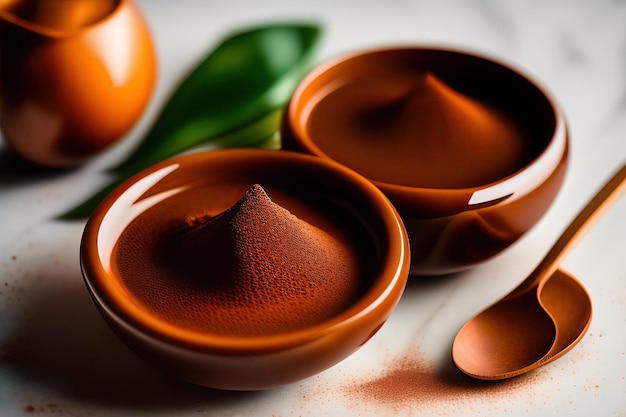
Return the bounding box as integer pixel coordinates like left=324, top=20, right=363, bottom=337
left=1, top=0, right=626, bottom=415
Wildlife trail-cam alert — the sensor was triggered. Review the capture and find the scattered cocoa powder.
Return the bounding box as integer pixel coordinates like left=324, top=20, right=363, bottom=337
left=342, top=344, right=543, bottom=414
left=116, top=184, right=364, bottom=336
left=24, top=402, right=63, bottom=414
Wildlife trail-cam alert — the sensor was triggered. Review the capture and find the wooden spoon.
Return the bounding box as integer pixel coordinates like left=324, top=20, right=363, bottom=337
left=452, top=164, right=626, bottom=379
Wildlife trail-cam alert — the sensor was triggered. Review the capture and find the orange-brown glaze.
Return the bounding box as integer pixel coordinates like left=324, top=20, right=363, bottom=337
left=1, top=0, right=117, bottom=30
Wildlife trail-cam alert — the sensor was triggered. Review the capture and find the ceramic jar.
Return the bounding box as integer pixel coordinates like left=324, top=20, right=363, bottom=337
left=0, top=0, right=156, bottom=167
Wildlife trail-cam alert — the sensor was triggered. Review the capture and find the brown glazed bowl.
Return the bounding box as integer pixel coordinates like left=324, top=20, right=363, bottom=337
left=0, top=0, right=156, bottom=167
left=282, top=47, right=569, bottom=275
left=80, top=149, right=410, bottom=390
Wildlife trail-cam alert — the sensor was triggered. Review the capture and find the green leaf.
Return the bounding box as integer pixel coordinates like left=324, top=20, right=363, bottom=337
left=212, top=108, right=283, bottom=148
left=58, top=109, right=285, bottom=221
left=110, top=22, right=321, bottom=177
left=57, top=178, right=125, bottom=221
left=58, top=22, right=321, bottom=220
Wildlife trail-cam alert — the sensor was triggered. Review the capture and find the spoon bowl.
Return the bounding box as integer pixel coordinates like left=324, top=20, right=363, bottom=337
left=453, top=164, right=626, bottom=379
left=539, top=268, right=592, bottom=363
left=453, top=268, right=591, bottom=379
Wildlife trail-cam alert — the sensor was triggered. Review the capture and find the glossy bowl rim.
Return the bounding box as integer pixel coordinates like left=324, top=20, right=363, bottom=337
left=0, top=0, right=128, bottom=39
left=285, top=45, right=568, bottom=211
left=81, top=149, right=410, bottom=354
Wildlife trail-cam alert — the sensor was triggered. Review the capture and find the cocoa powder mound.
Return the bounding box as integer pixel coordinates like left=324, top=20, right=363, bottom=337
left=308, top=71, right=529, bottom=189
left=118, top=184, right=362, bottom=336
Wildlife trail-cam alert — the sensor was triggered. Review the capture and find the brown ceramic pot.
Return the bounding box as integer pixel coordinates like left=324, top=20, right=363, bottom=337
left=282, top=47, right=569, bottom=275
left=80, top=149, right=410, bottom=390
left=0, top=0, right=156, bottom=167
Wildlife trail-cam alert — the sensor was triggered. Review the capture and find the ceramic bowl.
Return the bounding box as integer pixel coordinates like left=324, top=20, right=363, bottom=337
left=282, top=47, right=569, bottom=275
left=80, top=149, right=410, bottom=390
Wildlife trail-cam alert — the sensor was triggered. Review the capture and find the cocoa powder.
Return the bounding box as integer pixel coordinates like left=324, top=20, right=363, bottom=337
left=116, top=184, right=363, bottom=336
left=342, top=344, right=544, bottom=414
left=308, top=71, right=529, bottom=189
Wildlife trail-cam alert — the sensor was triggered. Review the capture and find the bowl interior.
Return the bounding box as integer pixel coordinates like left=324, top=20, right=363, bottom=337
left=81, top=149, right=408, bottom=352
left=285, top=47, right=566, bottom=216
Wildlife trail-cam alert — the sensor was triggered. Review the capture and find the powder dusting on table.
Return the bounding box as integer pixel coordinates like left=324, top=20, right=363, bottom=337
left=341, top=344, right=545, bottom=415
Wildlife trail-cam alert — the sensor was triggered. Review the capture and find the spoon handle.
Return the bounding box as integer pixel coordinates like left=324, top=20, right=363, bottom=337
left=511, top=163, right=626, bottom=296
